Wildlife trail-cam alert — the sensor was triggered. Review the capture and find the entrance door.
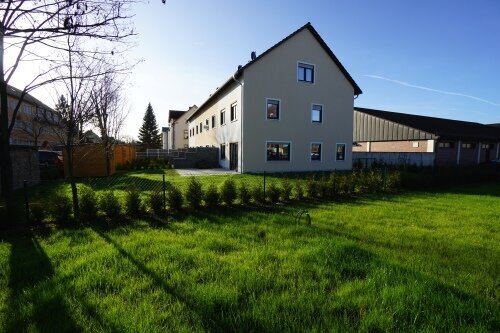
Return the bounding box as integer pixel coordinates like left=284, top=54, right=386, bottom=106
left=229, top=143, right=238, bottom=170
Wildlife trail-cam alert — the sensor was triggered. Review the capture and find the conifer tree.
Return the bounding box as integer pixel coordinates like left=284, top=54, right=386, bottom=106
left=138, top=103, right=162, bottom=148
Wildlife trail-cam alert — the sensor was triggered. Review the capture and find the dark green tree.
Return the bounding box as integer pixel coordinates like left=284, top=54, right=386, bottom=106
left=138, top=103, right=162, bottom=148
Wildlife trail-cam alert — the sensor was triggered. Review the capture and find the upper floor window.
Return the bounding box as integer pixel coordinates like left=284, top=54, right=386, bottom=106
left=183, top=130, right=188, bottom=139
left=266, top=99, right=280, bottom=120
left=298, top=62, right=315, bottom=83
left=311, top=104, right=322, bottom=123
left=230, top=103, right=237, bottom=121
left=438, top=141, right=454, bottom=149
left=211, top=115, right=215, bottom=128
left=199, top=122, right=202, bottom=133
left=196, top=126, right=198, bottom=134
left=461, top=142, right=475, bottom=149
left=220, top=110, right=226, bottom=125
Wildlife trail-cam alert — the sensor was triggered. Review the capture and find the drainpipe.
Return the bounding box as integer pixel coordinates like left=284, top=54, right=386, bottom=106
left=232, top=72, right=243, bottom=173
left=477, top=141, right=481, bottom=165
left=497, top=142, right=499, bottom=159
left=456, top=140, right=461, bottom=166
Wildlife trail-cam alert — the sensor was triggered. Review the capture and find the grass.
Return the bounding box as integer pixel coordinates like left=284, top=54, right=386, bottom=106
left=1, top=174, right=499, bottom=331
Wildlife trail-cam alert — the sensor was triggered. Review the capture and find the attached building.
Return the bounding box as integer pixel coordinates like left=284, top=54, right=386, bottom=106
left=186, top=23, right=362, bottom=172
left=168, top=105, right=198, bottom=150
left=353, top=107, right=500, bottom=167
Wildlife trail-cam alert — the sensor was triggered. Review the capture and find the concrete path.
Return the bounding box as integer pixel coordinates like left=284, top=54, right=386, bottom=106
left=175, top=168, right=240, bottom=177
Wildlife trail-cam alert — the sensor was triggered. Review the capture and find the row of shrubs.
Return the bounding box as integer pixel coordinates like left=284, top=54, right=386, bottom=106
left=29, top=169, right=400, bottom=223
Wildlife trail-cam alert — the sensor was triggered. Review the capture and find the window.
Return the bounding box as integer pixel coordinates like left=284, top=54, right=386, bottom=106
left=336, top=143, right=346, bottom=161
left=311, top=104, right=322, bottom=123
left=481, top=143, right=494, bottom=149
left=196, top=126, right=198, bottom=134
left=267, top=142, right=290, bottom=161
left=184, top=144, right=189, bottom=148
left=438, top=141, right=454, bottom=148
left=211, top=115, right=215, bottom=128
left=184, top=130, right=188, bottom=139
left=220, top=110, right=226, bottom=125
left=266, top=99, right=280, bottom=120
left=311, top=143, right=322, bottom=161
left=220, top=144, right=226, bottom=160
left=199, top=122, right=202, bottom=133
left=298, top=62, right=314, bottom=83
left=461, top=142, right=475, bottom=149
left=230, top=103, right=237, bottom=121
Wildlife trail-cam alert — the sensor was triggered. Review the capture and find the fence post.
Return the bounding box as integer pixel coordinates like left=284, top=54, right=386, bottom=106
left=23, top=180, right=30, bottom=224
left=162, top=173, right=166, bottom=212
left=263, top=171, right=266, bottom=202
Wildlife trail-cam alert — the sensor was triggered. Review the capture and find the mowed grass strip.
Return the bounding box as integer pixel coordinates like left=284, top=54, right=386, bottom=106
left=1, top=183, right=499, bottom=332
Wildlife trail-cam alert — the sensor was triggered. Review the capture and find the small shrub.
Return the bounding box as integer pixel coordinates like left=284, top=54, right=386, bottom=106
left=29, top=203, right=46, bottom=224
left=125, top=188, right=142, bottom=217
left=221, top=179, right=237, bottom=206
left=167, top=186, right=183, bottom=211
left=281, top=179, right=292, bottom=201
left=79, top=185, right=98, bottom=220
left=204, top=184, right=220, bottom=208
left=294, top=180, right=304, bottom=200
left=149, top=190, right=164, bottom=215
left=51, top=191, right=72, bottom=222
left=238, top=182, right=251, bottom=205
left=318, top=175, right=330, bottom=198
left=305, top=178, right=318, bottom=198
left=100, top=191, right=121, bottom=220
left=385, top=170, right=401, bottom=192
left=185, top=177, right=203, bottom=209
left=251, top=184, right=265, bottom=204
left=267, top=183, right=281, bottom=203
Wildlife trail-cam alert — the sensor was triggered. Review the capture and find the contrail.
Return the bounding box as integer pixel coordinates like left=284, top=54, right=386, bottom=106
left=363, top=74, right=500, bottom=107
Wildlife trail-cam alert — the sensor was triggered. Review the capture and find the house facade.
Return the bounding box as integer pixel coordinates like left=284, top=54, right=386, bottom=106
left=187, top=23, right=362, bottom=172
left=353, top=107, right=500, bottom=167
left=168, top=105, right=198, bottom=150
left=7, top=85, right=61, bottom=149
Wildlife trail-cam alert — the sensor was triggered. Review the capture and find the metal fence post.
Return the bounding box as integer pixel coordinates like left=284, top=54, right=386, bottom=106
left=23, top=180, right=29, bottom=224
left=263, top=171, right=266, bottom=201
left=162, top=173, right=167, bottom=212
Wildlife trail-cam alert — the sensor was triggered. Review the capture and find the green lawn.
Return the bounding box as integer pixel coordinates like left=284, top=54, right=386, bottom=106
left=1, top=180, right=499, bottom=332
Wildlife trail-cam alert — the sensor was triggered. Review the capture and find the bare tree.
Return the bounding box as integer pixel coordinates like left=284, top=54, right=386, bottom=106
left=0, top=0, right=164, bottom=221
left=91, top=69, right=127, bottom=176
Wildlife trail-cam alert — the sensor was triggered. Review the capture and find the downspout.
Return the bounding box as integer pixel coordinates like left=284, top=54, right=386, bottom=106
left=232, top=72, right=243, bottom=173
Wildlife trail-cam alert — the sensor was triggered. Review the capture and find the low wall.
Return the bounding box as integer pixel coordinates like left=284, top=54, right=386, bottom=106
left=353, top=152, right=435, bottom=168
left=0, top=145, right=40, bottom=191
left=137, top=147, right=219, bottom=169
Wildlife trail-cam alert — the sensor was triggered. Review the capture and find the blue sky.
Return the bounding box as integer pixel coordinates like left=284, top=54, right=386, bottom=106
left=29, top=0, right=500, bottom=137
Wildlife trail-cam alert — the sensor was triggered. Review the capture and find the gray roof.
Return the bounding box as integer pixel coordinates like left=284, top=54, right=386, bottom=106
left=7, top=85, right=55, bottom=112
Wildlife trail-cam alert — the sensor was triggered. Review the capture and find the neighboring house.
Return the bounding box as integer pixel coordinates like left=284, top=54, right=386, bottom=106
left=353, top=107, right=500, bottom=166
left=168, top=105, right=198, bottom=149
left=7, top=85, right=62, bottom=149
left=186, top=23, right=362, bottom=172
left=82, top=130, right=101, bottom=144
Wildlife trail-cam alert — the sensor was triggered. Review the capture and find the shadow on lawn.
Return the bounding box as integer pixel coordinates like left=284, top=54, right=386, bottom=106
left=1, top=230, right=82, bottom=333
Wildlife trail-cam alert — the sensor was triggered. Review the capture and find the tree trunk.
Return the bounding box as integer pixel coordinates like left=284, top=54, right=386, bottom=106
left=65, top=134, right=79, bottom=219
left=0, top=27, right=16, bottom=223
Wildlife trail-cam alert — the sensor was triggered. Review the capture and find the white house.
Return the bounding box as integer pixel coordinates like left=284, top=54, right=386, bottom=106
left=187, top=23, right=362, bottom=172
left=168, top=105, right=198, bottom=149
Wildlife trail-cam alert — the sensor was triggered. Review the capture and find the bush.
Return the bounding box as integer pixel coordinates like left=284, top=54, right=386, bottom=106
left=100, top=191, right=121, bottom=220
left=238, top=182, right=251, bottom=205
left=204, top=184, right=220, bottom=208
left=251, top=185, right=265, bottom=204
left=267, top=183, right=281, bottom=203
left=167, top=186, right=183, bottom=211
left=294, top=180, right=304, bottom=200
left=79, top=185, right=98, bottom=220
left=281, top=179, right=292, bottom=201
left=51, top=191, right=72, bottom=222
left=305, top=178, right=319, bottom=198
left=185, top=177, right=203, bottom=209
left=318, top=175, right=330, bottom=198
left=125, top=188, right=142, bottom=217
left=221, top=179, right=237, bottom=206
left=29, top=203, right=46, bottom=224
left=149, top=190, right=164, bottom=215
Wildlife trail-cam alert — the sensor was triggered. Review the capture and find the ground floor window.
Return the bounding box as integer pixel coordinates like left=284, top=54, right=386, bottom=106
left=438, top=141, right=454, bottom=148
left=311, top=143, right=321, bottom=161
left=336, top=143, right=346, bottom=161
left=461, top=142, right=475, bottom=149
left=267, top=142, right=290, bottom=161
left=220, top=144, right=226, bottom=160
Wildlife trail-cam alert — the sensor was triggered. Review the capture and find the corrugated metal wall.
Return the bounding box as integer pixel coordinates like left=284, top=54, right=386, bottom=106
left=354, top=111, right=436, bottom=142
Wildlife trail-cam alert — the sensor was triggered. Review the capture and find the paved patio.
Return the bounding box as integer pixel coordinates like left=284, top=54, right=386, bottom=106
left=175, top=168, right=240, bottom=177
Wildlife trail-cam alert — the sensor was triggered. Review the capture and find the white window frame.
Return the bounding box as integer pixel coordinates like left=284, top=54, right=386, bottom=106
left=265, top=141, right=292, bottom=162
left=310, top=142, right=323, bottom=162
left=336, top=143, right=346, bottom=161
left=220, top=143, right=226, bottom=160
left=220, top=109, right=226, bottom=126
left=311, top=103, right=323, bottom=123
left=297, top=61, right=316, bottom=84
left=265, top=98, right=281, bottom=121
left=230, top=102, right=238, bottom=122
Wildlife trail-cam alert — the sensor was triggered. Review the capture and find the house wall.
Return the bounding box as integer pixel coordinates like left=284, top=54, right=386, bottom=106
left=434, top=140, right=500, bottom=166
left=353, top=140, right=431, bottom=153
left=242, top=29, right=355, bottom=173
left=188, top=82, right=242, bottom=170
left=0, top=145, right=40, bottom=191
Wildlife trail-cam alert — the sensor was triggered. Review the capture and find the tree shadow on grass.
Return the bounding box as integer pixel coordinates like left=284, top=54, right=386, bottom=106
left=1, top=230, right=82, bottom=333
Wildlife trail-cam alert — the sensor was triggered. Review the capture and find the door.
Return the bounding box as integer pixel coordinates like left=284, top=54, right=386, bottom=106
left=229, top=142, right=238, bottom=170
